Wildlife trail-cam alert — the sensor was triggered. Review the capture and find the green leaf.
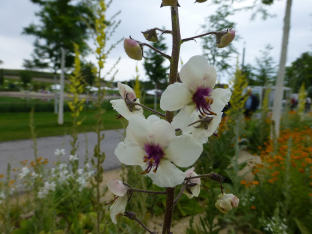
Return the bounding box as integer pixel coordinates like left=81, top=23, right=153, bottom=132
left=294, top=218, right=310, bottom=234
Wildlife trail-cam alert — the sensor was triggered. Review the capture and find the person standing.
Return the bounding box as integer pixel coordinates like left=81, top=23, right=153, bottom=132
left=244, top=88, right=259, bottom=117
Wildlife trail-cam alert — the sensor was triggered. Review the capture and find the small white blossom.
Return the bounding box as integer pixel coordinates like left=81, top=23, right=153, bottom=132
left=69, top=155, right=79, bottom=161
left=107, top=179, right=128, bottom=224
left=37, top=181, right=56, bottom=198
left=19, top=167, right=30, bottom=178
left=55, top=149, right=65, bottom=156
left=58, top=163, right=67, bottom=170
left=77, top=168, right=84, bottom=175
left=110, top=82, right=144, bottom=120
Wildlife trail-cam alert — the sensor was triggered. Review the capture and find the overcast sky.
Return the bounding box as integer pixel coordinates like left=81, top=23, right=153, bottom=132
left=0, top=0, right=311, bottom=84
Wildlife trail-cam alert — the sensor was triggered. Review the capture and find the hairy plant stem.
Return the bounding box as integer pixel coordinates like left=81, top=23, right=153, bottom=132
left=130, top=188, right=167, bottom=195
left=131, top=215, right=155, bottom=234
left=181, top=31, right=217, bottom=44
left=173, top=184, right=187, bottom=205
left=162, top=6, right=181, bottom=234
left=141, top=43, right=171, bottom=60
left=133, top=102, right=166, bottom=118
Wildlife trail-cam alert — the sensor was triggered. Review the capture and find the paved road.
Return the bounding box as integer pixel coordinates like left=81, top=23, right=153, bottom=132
left=0, top=129, right=124, bottom=174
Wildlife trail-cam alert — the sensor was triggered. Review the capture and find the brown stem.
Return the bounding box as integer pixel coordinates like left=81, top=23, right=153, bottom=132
left=154, top=27, right=172, bottom=35
left=141, top=43, right=171, bottom=60
left=162, top=6, right=181, bottom=234
left=134, top=217, right=156, bottom=234
left=162, top=188, right=175, bottom=234
left=133, top=102, right=166, bottom=118
left=130, top=188, right=167, bottom=195
left=181, top=31, right=217, bottom=44
left=173, top=184, right=187, bottom=205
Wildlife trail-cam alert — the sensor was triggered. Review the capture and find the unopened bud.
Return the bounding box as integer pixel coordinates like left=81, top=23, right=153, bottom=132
left=215, top=193, right=239, bottom=213
left=216, top=29, right=235, bottom=48
left=124, top=38, right=143, bottom=61
left=142, top=29, right=158, bottom=42
left=161, top=0, right=180, bottom=7
left=124, top=211, right=137, bottom=220
left=195, top=0, right=207, bottom=3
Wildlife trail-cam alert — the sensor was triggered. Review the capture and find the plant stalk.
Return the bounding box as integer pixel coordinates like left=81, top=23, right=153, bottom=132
left=162, top=6, right=181, bottom=234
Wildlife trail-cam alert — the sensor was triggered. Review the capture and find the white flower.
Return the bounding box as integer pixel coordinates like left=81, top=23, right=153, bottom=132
left=110, top=82, right=144, bottom=120
left=55, top=149, right=65, bottom=156
left=114, top=115, right=203, bottom=188
left=215, top=193, right=239, bottom=214
left=69, top=155, right=79, bottom=161
left=160, top=55, right=231, bottom=143
left=85, top=163, right=90, bottom=169
left=58, top=163, right=67, bottom=170
left=0, top=191, right=6, bottom=199
left=184, top=167, right=201, bottom=199
left=38, top=181, right=56, bottom=198
left=107, top=179, right=128, bottom=224
left=77, top=168, right=84, bottom=175
left=19, top=167, right=30, bottom=179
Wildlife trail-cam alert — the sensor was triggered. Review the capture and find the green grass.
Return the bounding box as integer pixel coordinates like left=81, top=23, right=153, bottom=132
left=0, top=110, right=126, bottom=141
left=0, top=96, right=49, bottom=103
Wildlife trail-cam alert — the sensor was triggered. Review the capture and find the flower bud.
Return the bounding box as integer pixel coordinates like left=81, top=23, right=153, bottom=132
left=184, top=167, right=201, bottom=199
left=142, top=29, right=158, bottom=42
left=216, top=29, right=235, bottom=48
left=107, top=179, right=127, bottom=197
left=124, top=38, right=143, bottom=61
left=215, top=193, right=239, bottom=213
left=195, top=0, right=207, bottom=3
left=161, top=0, right=180, bottom=7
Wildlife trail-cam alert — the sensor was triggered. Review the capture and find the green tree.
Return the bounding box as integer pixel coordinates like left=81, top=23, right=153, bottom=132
left=81, top=62, right=96, bottom=86
left=143, top=35, right=169, bottom=87
left=20, top=70, right=33, bottom=88
left=285, top=52, right=312, bottom=97
left=201, top=5, right=238, bottom=79
left=242, top=64, right=257, bottom=86
left=22, top=0, right=94, bottom=73
left=254, top=44, right=276, bottom=86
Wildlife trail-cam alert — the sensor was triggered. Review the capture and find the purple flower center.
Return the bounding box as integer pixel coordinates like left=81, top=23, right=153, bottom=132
left=142, top=144, right=165, bottom=174
left=192, top=87, right=213, bottom=116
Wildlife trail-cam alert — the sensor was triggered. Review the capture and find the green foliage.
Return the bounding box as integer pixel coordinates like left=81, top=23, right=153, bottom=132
left=20, top=71, right=33, bottom=88
left=285, top=51, right=312, bottom=97
left=81, top=62, right=96, bottom=86
left=143, top=34, right=169, bottom=85
left=22, top=0, right=94, bottom=72
left=201, top=5, right=238, bottom=77
left=254, top=44, right=276, bottom=85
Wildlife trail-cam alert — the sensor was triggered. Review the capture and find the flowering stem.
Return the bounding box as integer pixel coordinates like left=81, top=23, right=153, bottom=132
left=133, top=102, right=166, bottom=118
left=154, top=27, right=172, bottom=35
left=141, top=43, right=171, bottom=60
left=181, top=31, right=217, bottom=44
left=173, top=183, right=187, bottom=205
left=162, top=6, right=181, bottom=234
left=132, top=216, right=155, bottom=234
left=130, top=188, right=167, bottom=195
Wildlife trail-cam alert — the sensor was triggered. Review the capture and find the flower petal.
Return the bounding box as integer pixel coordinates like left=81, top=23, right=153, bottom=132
left=150, top=119, right=176, bottom=147
left=147, top=115, right=160, bottom=124
left=165, top=134, right=203, bottom=167
left=126, top=115, right=151, bottom=147
left=160, top=83, right=192, bottom=111
left=180, top=55, right=217, bottom=91
left=118, top=82, right=136, bottom=100
left=210, top=88, right=232, bottom=113
left=171, top=105, right=197, bottom=133
left=110, top=195, right=128, bottom=224
left=110, top=99, right=143, bottom=120
left=147, top=159, right=185, bottom=187
left=107, top=179, right=127, bottom=197
left=114, top=142, right=145, bottom=167
left=191, top=113, right=222, bottom=143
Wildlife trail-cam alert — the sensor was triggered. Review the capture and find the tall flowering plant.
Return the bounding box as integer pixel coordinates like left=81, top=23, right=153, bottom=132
left=109, top=2, right=238, bottom=233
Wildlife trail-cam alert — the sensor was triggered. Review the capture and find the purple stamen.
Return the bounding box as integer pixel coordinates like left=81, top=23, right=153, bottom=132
left=142, top=144, right=165, bottom=174
left=192, top=87, right=213, bottom=115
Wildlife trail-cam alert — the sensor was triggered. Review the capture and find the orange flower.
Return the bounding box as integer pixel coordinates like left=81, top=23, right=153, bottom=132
left=240, top=180, right=247, bottom=185
left=309, top=193, right=312, bottom=197
left=252, top=181, right=259, bottom=185
left=13, top=168, right=17, bottom=172
left=251, top=206, right=256, bottom=210
left=268, top=179, right=274, bottom=183
left=299, top=168, right=305, bottom=173
left=273, top=177, right=278, bottom=181
left=0, top=174, right=4, bottom=178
